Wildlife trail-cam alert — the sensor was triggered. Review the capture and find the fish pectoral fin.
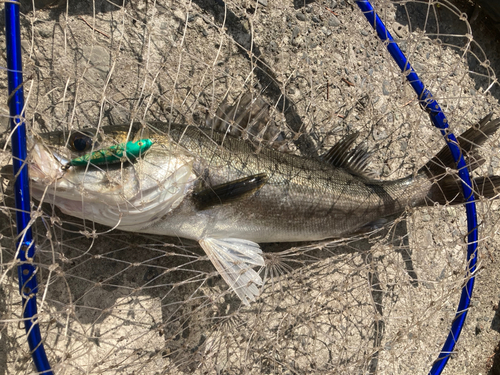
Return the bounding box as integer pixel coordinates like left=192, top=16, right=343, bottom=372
left=199, top=238, right=265, bottom=305
left=193, top=173, right=268, bottom=210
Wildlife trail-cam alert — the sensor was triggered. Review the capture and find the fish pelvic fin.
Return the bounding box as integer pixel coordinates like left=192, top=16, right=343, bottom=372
left=421, top=114, right=500, bottom=204
left=199, top=238, right=265, bottom=305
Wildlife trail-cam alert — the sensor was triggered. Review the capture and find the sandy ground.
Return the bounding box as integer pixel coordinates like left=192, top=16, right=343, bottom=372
left=0, top=0, right=500, bottom=374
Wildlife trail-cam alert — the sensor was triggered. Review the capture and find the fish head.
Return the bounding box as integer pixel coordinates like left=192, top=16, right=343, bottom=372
left=29, top=125, right=133, bottom=194
left=27, top=125, right=195, bottom=230
left=29, top=129, right=99, bottom=184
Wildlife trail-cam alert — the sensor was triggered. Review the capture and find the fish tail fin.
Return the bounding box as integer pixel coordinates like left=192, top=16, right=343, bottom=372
left=426, top=175, right=500, bottom=205
left=420, top=114, right=500, bottom=205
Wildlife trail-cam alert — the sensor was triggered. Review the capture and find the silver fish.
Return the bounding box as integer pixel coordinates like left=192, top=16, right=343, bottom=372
left=27, top=114, right=500, bottom=304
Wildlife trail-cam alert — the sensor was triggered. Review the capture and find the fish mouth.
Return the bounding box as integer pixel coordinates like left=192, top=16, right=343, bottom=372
left=29, top=142, right=67, bottom=184
left=1, top=141, right=66, bottom=183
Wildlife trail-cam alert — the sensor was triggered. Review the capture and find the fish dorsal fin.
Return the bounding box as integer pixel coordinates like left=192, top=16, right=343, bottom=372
left=206, top=91, right=283, bottom=148
left=193, top=173, right=268, bottom=210
left=321, top=133, right=375, bottom=178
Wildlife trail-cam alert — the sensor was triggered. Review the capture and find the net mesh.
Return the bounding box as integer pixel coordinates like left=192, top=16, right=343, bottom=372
left=1, top=0, right=500, bottom=374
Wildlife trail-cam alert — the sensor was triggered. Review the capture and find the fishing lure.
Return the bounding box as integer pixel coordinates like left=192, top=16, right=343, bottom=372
left=64, top=139, right=154, bottom=169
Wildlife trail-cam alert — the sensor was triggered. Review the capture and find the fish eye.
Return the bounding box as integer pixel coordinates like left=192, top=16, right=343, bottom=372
left=69, top=132, right=93, bottom=153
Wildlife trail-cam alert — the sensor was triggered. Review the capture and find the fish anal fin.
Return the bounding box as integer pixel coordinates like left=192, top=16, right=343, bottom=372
left=354, top=218, right=389, bottom=234
left=199, top=238, right=265, bottom=305
left=321, top=133, right=376, bottom=178
left=194, top=173, right=268, bottom=210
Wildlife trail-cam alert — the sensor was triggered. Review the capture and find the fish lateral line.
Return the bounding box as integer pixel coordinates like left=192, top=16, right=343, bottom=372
left=63, top=139, right=154, bottom=169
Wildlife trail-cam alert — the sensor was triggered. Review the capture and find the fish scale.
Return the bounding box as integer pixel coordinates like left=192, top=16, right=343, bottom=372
left=157, top=124, right=421, bottom=240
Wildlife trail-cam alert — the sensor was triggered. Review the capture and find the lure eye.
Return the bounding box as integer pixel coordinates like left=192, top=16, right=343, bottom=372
left=69, top=132, right=93, bottom=153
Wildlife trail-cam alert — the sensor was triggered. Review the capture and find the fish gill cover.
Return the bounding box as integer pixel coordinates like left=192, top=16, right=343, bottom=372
left=0, top=0, right=500, bottom=374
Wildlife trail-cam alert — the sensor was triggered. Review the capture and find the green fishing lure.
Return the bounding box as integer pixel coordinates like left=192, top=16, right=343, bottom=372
left=65, top=139, right=154, bottom=168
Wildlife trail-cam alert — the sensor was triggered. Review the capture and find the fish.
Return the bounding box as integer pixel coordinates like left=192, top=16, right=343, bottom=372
left=25, top=113, right=500, bottom=305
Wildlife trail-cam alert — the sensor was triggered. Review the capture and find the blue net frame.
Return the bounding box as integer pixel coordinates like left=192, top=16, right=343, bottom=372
left=355, top=2, right=478, bottom=374
left=5, top=1, right=53, bottom=374
left=4, top=1, right=478, bottom=374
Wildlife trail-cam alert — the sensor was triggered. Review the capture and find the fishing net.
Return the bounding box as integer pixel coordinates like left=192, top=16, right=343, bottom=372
left=1, top=0, right=499, bottom=373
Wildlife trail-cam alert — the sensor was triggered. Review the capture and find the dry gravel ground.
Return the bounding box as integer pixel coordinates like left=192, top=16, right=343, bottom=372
left=0, top=0, right=500, bottom=374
